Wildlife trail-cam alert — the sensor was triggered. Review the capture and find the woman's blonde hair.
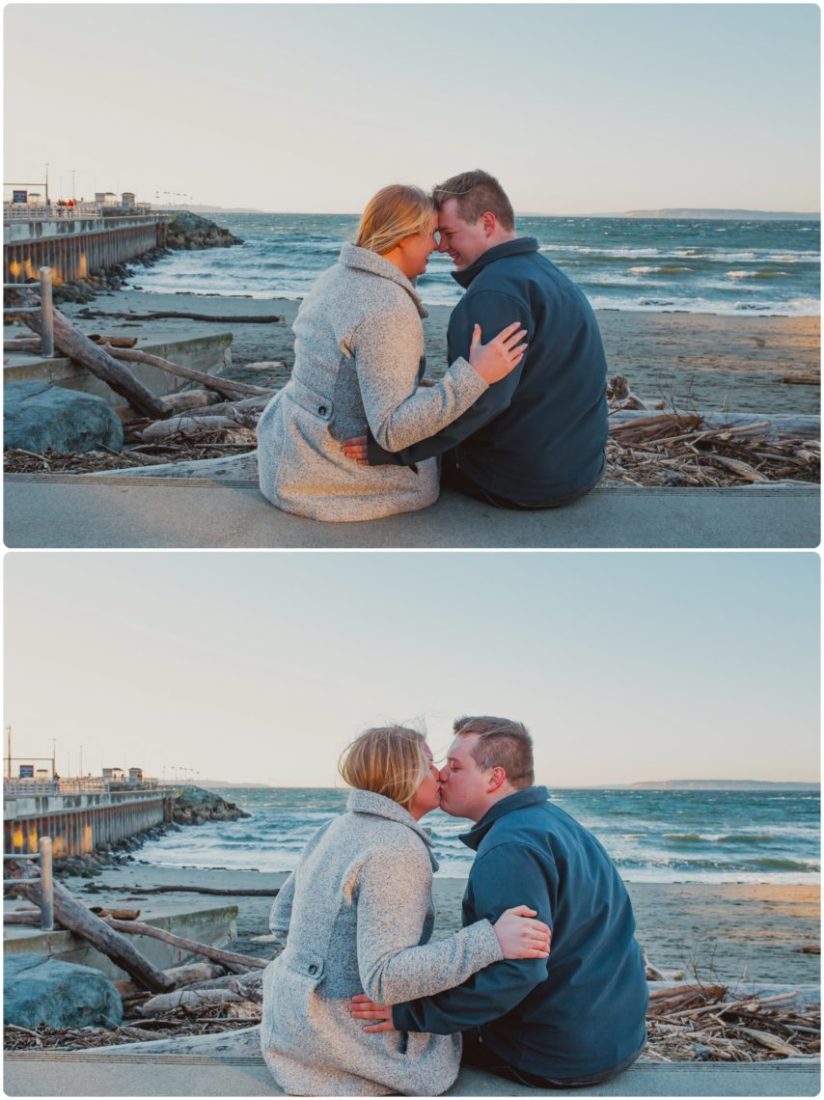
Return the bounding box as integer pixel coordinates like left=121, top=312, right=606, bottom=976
left=356, top=185, right=435, bottom=256
left=338, top=725, right=428, bottom=808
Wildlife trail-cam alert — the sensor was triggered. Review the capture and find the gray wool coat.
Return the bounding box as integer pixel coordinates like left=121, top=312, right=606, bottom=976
left=260, top=790, right=504, bottom=1096
left=256, top=243, right=488, bottom=522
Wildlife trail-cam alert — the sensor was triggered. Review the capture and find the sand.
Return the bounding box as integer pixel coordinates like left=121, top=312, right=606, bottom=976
left=60, top=290, right=821, bottom=416
left=51, top=860, right=820, bottom=987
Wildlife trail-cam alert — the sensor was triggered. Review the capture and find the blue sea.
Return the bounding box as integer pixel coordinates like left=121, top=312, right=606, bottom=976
left=137, top=787, right=820, bottom=884
left=129, top=214, right=820, bottom=316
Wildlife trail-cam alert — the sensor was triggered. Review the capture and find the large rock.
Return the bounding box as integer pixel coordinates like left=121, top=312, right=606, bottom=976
left=166, top=212, right=243, bottom=250
left=4, top=955, right=123, bottom=1029
left=173, top=786, right=251, bottom=825
left=4, top=382, right=124, bottom=453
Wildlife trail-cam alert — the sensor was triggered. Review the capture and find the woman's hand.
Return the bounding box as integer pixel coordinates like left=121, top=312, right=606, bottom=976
left=468, top=322, right=528, bottom=384
left=493, top=905, right=551, bottom=959
left=342, top=436, right=368, bottom=464
left=349, top=993, right=397, bottom=1033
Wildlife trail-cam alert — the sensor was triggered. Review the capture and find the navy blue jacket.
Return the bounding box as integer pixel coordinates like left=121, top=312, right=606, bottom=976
left=368, top=239, right=609, bottom=504
left=391, top=787, right=648, bottom=1080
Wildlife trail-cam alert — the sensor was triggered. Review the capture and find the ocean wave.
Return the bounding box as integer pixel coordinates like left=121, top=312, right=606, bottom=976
left=586, top=293, right=819, bottom=317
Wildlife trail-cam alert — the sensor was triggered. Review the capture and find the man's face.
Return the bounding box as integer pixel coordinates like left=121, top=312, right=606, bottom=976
left=436, top=198, right=491, bottom=271
left=438, top=733, right=494, bottom=822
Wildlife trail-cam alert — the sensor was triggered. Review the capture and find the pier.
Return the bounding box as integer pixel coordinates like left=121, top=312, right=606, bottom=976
left=3, top=780, right=174, bottom=859
left=4, top=205, right=167, bottom=286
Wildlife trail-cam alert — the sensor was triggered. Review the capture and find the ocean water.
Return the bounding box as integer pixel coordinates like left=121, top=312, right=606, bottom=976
left=129, top=214, right=820, bottom=316
left=137, top=787, right=820, bottom=884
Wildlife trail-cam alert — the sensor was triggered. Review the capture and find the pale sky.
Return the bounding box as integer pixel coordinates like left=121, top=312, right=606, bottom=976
left=4, top=4, right=820, bottom=214
left=4, top=552, right=819, bottom=786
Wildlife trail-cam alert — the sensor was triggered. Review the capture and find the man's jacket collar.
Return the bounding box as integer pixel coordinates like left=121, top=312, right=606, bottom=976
left=348, top=788, right=438, bottom=869
left=459, top=785, right=549, bottom=851
left=451, top=237, right=539, bottom=289
left=339, top=242, right=428, bottom=317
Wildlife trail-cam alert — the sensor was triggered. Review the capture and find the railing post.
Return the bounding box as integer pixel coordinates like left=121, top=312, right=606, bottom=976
left=39, top=836, right=54, bottom=931
left=38, top=266, right=54, bottom=357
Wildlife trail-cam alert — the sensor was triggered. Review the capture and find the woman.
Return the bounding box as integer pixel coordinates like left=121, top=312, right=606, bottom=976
left=256, top=185, right=527, bottom=522
left=260, top=726, right=550, bottom=1096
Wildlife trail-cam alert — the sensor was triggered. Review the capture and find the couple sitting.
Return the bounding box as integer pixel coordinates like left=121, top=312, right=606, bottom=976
left=261, top=718, right=648, bottom=1095
left=257, top=171, right=609, bottom=522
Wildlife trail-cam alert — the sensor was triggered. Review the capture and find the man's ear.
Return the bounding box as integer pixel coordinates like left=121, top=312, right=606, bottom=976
left=487, top=766, right=507, bottom=792
left=481, top=211, right=497, bottom=237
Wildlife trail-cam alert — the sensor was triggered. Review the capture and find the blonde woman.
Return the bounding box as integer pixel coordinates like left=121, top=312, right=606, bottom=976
left=256, top=185, right=527, bottom=521
left=260, top=726, right=550, bottom=1096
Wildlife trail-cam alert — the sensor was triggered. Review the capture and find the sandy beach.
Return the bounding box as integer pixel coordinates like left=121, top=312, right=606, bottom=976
left=61, top=290, right=821, bottom=417
left=51, top=860, right=821, bottom=987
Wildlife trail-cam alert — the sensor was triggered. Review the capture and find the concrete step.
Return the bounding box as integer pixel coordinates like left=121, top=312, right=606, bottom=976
left=4, top=1050, right=819, bottom=1096
left=4, top=478, right=819, bottom=549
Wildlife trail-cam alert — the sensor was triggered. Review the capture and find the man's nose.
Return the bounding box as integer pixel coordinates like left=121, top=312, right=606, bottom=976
left=438, top=766, right=449, bottom=782
left=435, top=236, right=449, bottom=253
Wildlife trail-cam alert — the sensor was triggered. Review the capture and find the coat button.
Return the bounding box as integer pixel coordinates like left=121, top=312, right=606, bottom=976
left=318, top=405, right=327, bottom=416
left=308, top=964, right=318, bottom=975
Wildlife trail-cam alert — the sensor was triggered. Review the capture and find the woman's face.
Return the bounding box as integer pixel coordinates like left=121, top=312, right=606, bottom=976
left=406, top=742, right=442, bottom=820
left=399, top=213, right=439, bottom=280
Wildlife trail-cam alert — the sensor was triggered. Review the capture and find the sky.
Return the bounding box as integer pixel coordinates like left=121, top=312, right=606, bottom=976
left=4, top=552, right=819, bottom=787
left=3, top=4, right=820, bottom=214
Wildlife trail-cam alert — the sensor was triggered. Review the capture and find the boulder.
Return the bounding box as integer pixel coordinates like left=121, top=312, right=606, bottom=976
left=4, top=955, right=123, bottom=1029
left=166, top=212, right=243, bottom=250
left=4, top=382, right=124, bottom=454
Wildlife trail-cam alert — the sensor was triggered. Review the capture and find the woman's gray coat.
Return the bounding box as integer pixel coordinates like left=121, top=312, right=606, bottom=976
left=256, top=243, right=488, bottom=522
left=260, top=790, right=504, bottom=1096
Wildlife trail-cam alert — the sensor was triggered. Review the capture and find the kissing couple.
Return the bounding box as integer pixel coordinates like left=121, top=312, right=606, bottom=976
left=260, top=717, right=648, bottom=1095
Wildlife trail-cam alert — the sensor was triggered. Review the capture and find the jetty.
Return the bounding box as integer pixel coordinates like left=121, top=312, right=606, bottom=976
left=4, top=778, right=172, bottom=859
left=4, top=201, right=166, bottom=287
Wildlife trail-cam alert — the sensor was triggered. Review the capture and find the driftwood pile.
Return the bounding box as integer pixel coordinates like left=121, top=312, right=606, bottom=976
left=4, top=288, right=276, bottom=472
left=606, top=412, right=820, bottom=487
left=4, top=861, right=272, bottom=1051
left=645, top=983, right=820, bottom=1062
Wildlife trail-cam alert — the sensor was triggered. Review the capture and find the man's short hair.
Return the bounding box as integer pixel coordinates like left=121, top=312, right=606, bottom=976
left=432, top=170, right=515, bottom=231
left=453, top=715, right=534, bottom=789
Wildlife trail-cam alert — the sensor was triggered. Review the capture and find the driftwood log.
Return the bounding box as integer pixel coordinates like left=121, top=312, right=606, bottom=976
left=98, top=884, right=279, bottom=897
left=179, top=970, right=265, bottom=994
left=3, top=337, right=43, bottom=352
left=140, top=416, right=248, bottom=443
left=6, top=292, right=167, bottom=419
left=4, top=862, right=175, bottom=993
left=158, top=394, right=270, bottom=419
left=88, top=335, right=139, bottom=348
left=77, top=309, right=282, bottom=324
left=156, top=390, right=223, bottom=415
left=103, top=916, right=268, bottom=972
left=103, top=345, right=273, bottom=400
left=114, top=961, right=225, bottom=997
left=139, top=988, right=249, bottom=1015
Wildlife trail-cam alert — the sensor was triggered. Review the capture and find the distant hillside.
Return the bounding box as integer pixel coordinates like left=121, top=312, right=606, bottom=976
left=620, top=208, right=819, bottom=221
left=628, top=779, right=819, bottom=791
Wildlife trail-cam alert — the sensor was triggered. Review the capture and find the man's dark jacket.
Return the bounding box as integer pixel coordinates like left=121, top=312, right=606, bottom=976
left=367, top=238, right=609, bottom=503
left=391, top=787, right=649, bottom=1080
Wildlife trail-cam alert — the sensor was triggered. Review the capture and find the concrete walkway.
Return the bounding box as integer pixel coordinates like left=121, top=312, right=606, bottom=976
left=4, top=1050, right=819, bottom=1096
left=4, top=477, right=819, bottom=548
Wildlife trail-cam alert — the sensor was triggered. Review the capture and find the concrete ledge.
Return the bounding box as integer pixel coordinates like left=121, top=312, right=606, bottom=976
left=4, top=1050, right=819, bottom=1096
left=4, top=479, right=819, bottom=549
left=4, top=331, right=232, bottom=404
left=3, top=903, right=238, bottom=980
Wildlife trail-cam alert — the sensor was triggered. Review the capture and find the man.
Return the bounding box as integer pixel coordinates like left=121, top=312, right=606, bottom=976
left=344, top=171, right=609, bottom=509
left=350, top=717, right=648, bottom=1089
